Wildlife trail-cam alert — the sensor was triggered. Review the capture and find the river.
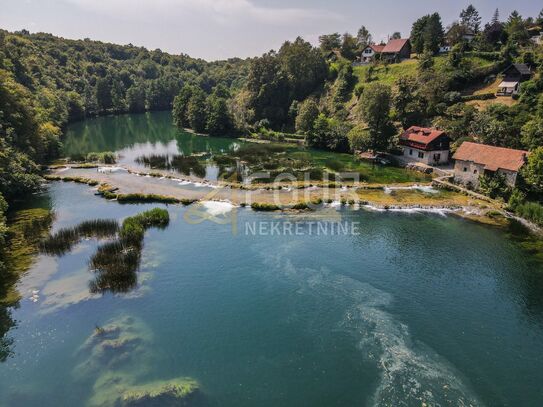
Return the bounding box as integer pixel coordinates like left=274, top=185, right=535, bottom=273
left=0, top=112, right=542, bottom=406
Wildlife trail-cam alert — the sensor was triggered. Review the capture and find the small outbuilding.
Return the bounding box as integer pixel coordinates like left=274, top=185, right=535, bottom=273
left=497, top=63, right=532, bottom=96
left=453, top=142, right=529, bottom=189
left=399, top=126, right=451, bottom=165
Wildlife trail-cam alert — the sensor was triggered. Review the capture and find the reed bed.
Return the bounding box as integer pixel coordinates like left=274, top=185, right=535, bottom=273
left=39, top=219, right=119, bottom=256
left=135, top=154, right=206, bottom=178
left=40, top=209, right=170, bottom=294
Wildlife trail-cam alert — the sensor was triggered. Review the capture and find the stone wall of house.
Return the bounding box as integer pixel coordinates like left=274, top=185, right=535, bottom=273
left=454, top=160, right=518, bottom=188
left=403, top=146, right=449, bottom=165
left=454, top=160, right=485, bottom=189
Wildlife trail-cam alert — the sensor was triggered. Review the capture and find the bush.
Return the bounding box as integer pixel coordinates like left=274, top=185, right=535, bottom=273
left=514, top=202, right=543, bottom=226
left=461, top=93, right=496, bottom=102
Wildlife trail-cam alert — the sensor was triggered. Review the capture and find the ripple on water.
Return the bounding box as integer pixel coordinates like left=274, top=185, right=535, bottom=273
left=261, top=249, right=483, bottom=406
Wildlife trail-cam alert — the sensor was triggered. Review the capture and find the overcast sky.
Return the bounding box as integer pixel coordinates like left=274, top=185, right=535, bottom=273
left=1, top=0, right=541, bottom=61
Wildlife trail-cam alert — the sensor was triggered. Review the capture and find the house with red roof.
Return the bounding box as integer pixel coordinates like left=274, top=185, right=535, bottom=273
left=381, top=38, right=411, bottom=62
left=453, top=142, right=529, bottom=189
left=399, top=126, right=451, bottom=165
left=360, top=44, right=385, bottom=63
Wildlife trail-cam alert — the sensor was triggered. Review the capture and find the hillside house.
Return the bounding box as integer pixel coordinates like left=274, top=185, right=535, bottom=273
left=399, top=126, right=450, bottom=165
left=453, top=142, right=529, bottom=189
left=381, top=39, right=411, bottom=63
left=360, top=44, right=385, bottom=63
left=462, top=29, right=476, bottom=42
left=497, top=64, right=532, bottom=96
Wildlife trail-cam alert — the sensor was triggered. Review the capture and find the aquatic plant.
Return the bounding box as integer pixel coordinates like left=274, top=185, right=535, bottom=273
left=40, top=219, right=119, bottom=256
left=251, top=202, right=281, bottom=211
left=89, top=209, right=169, bottom=294
left=135, top=154, right=206, bottom=177
left=44, top=174, right=100, bottom=186
left=40, top=209, right=170, bottom=294
left=75, top=315, right=203, bottom=407
left=116, top=193, right=181, bottom=204
left=120, top=379, right=202, bottom=406
left=85, top=151, right=117, bottom=164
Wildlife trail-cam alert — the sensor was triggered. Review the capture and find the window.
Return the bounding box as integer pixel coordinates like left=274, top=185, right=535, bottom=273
left=463, top=167, right=468, bottom=172
left=473, top=169, right=478, bottom=174
left=434, top=153, right=441, bottom=161
left=418, top=152, right=424, bottom=159
left=409, top=149, right=413, bottom=156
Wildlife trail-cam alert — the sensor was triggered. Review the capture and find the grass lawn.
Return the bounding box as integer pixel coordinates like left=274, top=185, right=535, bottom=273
left=352, top=55, right=496, bottom=88
left=293, top=147, right=432, bottom=184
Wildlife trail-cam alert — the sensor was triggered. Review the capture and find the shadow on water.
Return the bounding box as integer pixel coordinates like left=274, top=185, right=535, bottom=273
left=0, top=206, right=54, bottom=362
left=501, top=220, right=543, bottom=320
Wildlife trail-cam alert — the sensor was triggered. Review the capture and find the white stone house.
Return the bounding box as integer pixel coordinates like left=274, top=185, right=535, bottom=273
left=453, top=142, right=529, bottom=189
left=399, top=126, right=451, bottom=166
left=360, top=44, right=385, bottom=63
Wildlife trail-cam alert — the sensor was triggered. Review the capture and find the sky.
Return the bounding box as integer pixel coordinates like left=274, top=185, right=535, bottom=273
left=1, top=0, right=541, bottom=61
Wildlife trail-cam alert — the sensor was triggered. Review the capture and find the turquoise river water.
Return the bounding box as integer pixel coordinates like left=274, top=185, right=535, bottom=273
left=0, top=112, right=542, bottom=406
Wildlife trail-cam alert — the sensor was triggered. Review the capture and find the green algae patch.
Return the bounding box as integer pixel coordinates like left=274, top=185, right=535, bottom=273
left=251, top=202, right=281, bottom=211
left=44, top=174, right=100, bottom=186
left=120, top=378, right=201, bottom=406
left=74, top=315, right=204, bottom=407
left=76, top=315, right=153, bottom=377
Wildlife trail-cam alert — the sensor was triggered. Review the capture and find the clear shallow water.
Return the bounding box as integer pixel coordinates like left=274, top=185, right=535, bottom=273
left=62, top=111, right=430, bottom=184
left=63, top=111, right=243, bottom=180
left=1, top=182, right=543, bottom=406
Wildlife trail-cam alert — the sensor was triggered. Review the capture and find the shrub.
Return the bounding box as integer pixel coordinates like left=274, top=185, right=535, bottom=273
left=461, top=93, right=496, bottom=102
left=514, top=202, right=543, bottom=227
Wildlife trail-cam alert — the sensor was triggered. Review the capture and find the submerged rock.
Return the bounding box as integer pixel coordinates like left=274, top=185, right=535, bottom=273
left=75, top=316, right=152, bottom=377
left=74, top=315, right=204, bottom=407
left=120, top=378, right=202, bottom=406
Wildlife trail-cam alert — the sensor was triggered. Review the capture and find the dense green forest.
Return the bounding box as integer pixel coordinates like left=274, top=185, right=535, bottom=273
left=0, top=28, right=249, bottom=280
left=170, top=5, right=543, bottom=222
left=1, top=5, right=543, bottom=240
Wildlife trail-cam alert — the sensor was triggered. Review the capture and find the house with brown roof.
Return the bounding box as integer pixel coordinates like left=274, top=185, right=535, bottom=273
left=381, top=38, right=411, bottom=62
left=360, top=44, right=385, bottom=63
left=399, top=126, right=451, bottom=165
left=453, top=142, right=529, bottom=189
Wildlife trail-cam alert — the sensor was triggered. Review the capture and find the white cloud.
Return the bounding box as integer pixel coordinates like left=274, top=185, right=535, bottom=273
left=63, top=0, right=342, bottom=26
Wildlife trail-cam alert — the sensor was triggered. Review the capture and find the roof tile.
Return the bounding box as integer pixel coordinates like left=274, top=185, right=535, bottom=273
left=453, top=142, right=528, bottom=172
left=382, top=39, right=409, bottom=53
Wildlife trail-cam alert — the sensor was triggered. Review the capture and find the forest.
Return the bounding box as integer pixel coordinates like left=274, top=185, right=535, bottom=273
left=1, top=5, right=543, bottom=251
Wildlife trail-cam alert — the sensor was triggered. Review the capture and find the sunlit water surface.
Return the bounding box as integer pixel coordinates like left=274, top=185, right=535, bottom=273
left=0, top=182, right=543, bottom=406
